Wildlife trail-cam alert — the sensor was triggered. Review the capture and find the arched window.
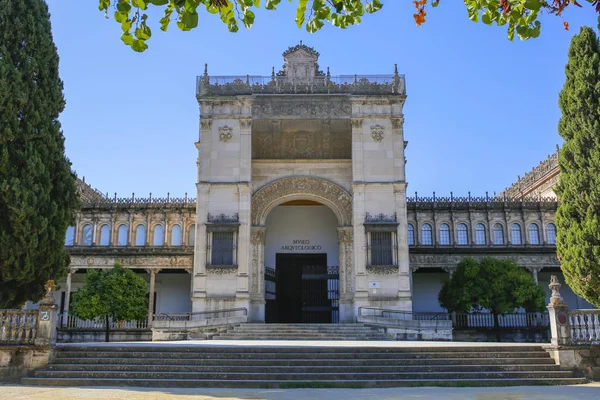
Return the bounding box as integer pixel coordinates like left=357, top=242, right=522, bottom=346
left=188, top=224, right=196, bottom=247
left=439, top=223, right=450, bottom=245
left=457, top=223, right=469, bottom=245
left=529, top=223, right=540, bottom=245
left=135, top=225, right=146, bottom=246
left=81, top=224, right=93, bottom=246
left=117, top=224, right=128, bottom=246
left=511, top=223, right=522, bottom=245
left=493, top=223, right=504, bottom=245
left=65, top=226, right=75, bottom=246
left=475, top=223, right=486, bottom=245
left=153, top=225, right=164, bottom=247
left=99, top=225, right=111, bottom=246
left=421, top=223, right=433, bottom=245
left=171, top=225, right=182, bottom=246
left=547, top=223, right=557, bottom=245
left=407, top=224, right=415, bottom=246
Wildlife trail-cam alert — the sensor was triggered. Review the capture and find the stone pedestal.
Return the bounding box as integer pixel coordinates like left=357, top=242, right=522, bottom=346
left=547, top=275, right=570, bottom=346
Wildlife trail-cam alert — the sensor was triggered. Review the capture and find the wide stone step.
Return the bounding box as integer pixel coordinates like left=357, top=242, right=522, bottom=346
left=48, top=363, right=565, bottom=373
left=33, top=370, right=576, bottom=380
left=51, top=356, right=558, bottom=366
left=55, top=345, right=546, bottom=354
left=54, top=350, right=551, bottom=360
left=214, top=336, right=388, bottom=340
left=21, top=376, right=589, bottom=388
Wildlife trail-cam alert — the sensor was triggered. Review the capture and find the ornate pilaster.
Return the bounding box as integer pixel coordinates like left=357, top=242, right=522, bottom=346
left=250, top=226, right=266, bottom=297
left=337, top=227, right=354, bottom=295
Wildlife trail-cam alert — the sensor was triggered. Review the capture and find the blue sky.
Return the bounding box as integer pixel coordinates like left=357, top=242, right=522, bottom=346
left=45, top=1, right=599, bottom=198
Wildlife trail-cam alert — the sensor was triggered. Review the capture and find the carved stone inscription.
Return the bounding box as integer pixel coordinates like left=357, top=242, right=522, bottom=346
left=252, top=119, right=351, bottom=159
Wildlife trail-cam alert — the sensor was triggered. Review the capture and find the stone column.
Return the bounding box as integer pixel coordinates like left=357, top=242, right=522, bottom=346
left=146, top=269, right=161, bottom=327
left=547, top=275, right=570, bottom=346
left=35, top=281, right=59, bottom=346
left=527, top=266, right=541, bottom=284
left=62, top=269, right=75, bottom=327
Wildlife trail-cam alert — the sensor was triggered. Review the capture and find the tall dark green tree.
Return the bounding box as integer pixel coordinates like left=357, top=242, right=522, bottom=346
left=555, top=27, right=600, bottom=308
left=0, top=0, right=78, bottom=308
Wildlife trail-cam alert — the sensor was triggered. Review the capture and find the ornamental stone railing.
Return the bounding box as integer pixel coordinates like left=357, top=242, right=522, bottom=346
left=196, top=73, right=406, bottom=97
left=60, top=314, right=149, bottom=330
left=407, top=192, right=558, bottom=210
left=81, top=193, right=196, bottom=210
left=568, top=310, right=600, bottom=344
left=0, top=310, right=38, bottom=345
left=547, top=275, right=600, bottom=346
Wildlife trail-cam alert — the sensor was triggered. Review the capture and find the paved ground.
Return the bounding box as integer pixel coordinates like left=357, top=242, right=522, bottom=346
left=1, top=384, right=600, bottom=400
left=56, top=340, right=545, bottom=348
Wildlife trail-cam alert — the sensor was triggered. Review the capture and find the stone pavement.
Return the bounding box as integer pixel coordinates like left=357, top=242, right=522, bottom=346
left=1, top=384, right=600, bottom=400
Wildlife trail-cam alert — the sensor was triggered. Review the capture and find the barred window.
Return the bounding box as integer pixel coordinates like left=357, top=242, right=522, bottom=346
left=421, top=223, right=433, bottom=245
left=65, top=226, right=75, bottom=246
left=529, top=223, right=540, bottom=245
left=439, top=223, right=450, bottom=245
left=99, top=225, right=111, bottom=246
left=475, top=223, right=486, bottom=245
left=511, top=223, right=522, bottom=245
left=547, top=223, right=557, bottom=245
left=117, top=224, right=128, bottom=246
left=171, top=225, right=182, bottom=246
left=211, top=231, right=235, bottom=265
left=457, top=223, right=469, bottom=245
left=135, top=225, right=146, bottom=246
left=493, top=223, right=504, bottom=245
left=370, top=231, right=394, bottom=266
left=81, top=224, right=93, bottom=246
left=407, top=224, right=415, bottom=246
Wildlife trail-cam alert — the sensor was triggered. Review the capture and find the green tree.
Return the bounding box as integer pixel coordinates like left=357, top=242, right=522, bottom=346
left=70, top=263, right=148, bottom=342
left=0, top=0, right=79, bottom=308
left=555, top=26, right=600, bottom=308
left=97, top=0, right=600, bottom=52
left=438, top=257, right=546, bottom=327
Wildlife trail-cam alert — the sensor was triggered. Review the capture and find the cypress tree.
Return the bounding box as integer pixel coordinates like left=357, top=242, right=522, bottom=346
left=0, top=0, right=78, bottom=307
left=555, top=27, right=600, bottom=308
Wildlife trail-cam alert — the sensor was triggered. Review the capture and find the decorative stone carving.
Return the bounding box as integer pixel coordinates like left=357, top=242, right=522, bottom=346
left=239, top=118, right=252, bottom=129
left=218, top=125, right=233, bottom=142
left=251, top=228, right=266, bottom=245
left=253, top=100, right=351, bottom=119
left=367, top=265, right=399, bottom=275
left=252, top=130, right=351, bottom=160
left=549, top=275, right=564, bottom=304
left=250, top=227, right=266, bottom=294
left=391, top=118, right=404, bottom=131
left=251, top=177, right=353, bottom=226
left=351, top=118, right=363, bottom=129
left=206, top=266, right=238, bottom=275
left=408, top=253, right=559, bottom=271
left=200, top=119, right=213, bottom=131
left=371, top=125, right=385, bottom=142
left=70, top=255, right=193, bottom=268
left=41, top=280, right=57, bottom=305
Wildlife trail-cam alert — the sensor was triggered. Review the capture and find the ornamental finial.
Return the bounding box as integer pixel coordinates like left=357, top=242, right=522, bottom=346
left=549, top=275, right=564, bottom=305
left=203, top=63, right=208, bottom=77
left=41, top=280, right=57, bottom=304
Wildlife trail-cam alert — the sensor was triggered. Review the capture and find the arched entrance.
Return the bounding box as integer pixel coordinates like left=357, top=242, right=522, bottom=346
left=249, top=177, right=354, bottom=323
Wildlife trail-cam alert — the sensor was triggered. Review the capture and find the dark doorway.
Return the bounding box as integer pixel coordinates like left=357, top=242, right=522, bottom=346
left=267, top=253, right=339, bottom=323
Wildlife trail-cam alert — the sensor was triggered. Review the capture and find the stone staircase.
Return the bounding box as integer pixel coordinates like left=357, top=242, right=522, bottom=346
left=213, top=323, right=389, bottom=340
left=22, top=343, right=586, bottom=388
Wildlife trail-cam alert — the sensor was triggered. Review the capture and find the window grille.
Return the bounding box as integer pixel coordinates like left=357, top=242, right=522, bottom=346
left=369, top=231, right=394, bottom=266
left=475, top=223, right=486, bottom=245
left=439, top=224, right=450, bottom=245
left=209, top=231, right=236, bottom=266
left=82, top=224, right=93, bottom=246
left=99, top=225, right=111, bottom=246
left=117, top=225, right=128, bottom=246
left=457, top=223, right=468, bottom=245
left=65, top=226, right=75, bottom=246
left=135, top=225, right=146, bottom=246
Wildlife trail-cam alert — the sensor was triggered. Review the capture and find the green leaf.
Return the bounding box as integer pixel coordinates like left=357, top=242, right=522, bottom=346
left=178, top=11, right=199, bottom=30
left=135, top=24, right=152, bottom=40
left=116, top=1, right=132, bottom=13
left=121, top=32, right=134, bottom=45
left=365, top=0, right=383, bottom=14
left=148, top=0, right=169, bottom=4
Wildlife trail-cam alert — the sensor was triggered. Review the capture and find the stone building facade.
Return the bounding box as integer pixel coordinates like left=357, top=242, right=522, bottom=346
left=53, top=45, right=593, bottom=326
